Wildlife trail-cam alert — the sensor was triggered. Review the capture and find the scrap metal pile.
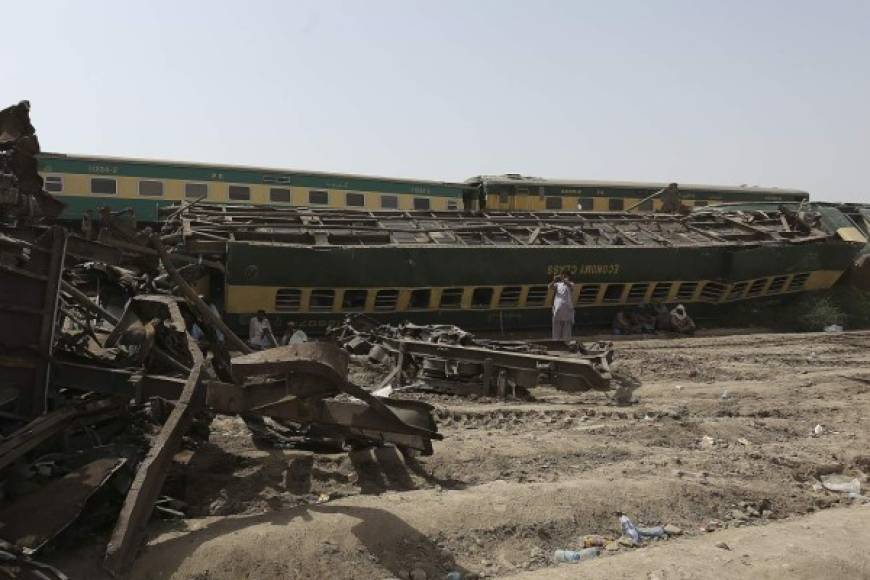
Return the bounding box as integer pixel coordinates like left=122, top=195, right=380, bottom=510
left=0, top=101, right=64, bottom=223
left=327, top=316, right=632, bottom=401
left=0, top=230, right=440, bottom=575
left=158, top=202, right=834, bottom=249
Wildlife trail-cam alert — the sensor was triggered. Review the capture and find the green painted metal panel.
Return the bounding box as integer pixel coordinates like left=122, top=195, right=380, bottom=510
left=225, top=242, right=858, bottom=288
left=55, top=195, right=166, bottom=221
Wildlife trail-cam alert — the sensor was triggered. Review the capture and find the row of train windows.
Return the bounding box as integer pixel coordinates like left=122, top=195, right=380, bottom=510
left=273, top=274, right=811, bottom=312
left=497, top=194, right=710, bottom=210
left=42, top=176, right=455, bottom=210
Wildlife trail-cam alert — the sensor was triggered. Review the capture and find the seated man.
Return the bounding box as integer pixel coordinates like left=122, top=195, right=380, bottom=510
left=670, top=304, right=696, bottom=335
left=280, top=321, right=308, bottom=345
left=248, top=310, right=276, bottom=349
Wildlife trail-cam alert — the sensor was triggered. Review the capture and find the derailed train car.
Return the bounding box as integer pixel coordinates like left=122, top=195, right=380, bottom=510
left=160, top=204, right=865, bottom=334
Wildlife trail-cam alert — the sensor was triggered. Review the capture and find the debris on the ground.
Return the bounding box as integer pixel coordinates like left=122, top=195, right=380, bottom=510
left=0, top=101, right=64, bottom=223
left=327, top=316, right=630, bottom=400
left=820, top=475, right=862, bottom=495
left=619, top=513, right=640, bottom=544
left=553, top=547, right=601, bottom=563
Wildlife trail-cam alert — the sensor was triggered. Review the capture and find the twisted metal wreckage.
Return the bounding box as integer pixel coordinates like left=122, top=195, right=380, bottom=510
left=0, top=102, right=617, bottom=577
left=0, top=103, right=479, bottom=578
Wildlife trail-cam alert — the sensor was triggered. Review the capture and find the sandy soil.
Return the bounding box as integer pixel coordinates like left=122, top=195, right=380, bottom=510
left=51, top=330, right=870, bottom=579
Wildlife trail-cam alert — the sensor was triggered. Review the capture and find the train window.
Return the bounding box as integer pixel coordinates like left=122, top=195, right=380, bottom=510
left=603, top=284, right=625, bottom=303
left=409, top=288, right=431, bottom=309
left=341, top=289, right=367, bottom=311
left=309, top=289, right=335, bottom=312
left=44, top=176, right=63, bottom=193
left=638, top=199, right=653, bottom=211
left=745, top=279, right=767, bottom=297
left=275, top=289, right=301, bottom=311
left=726, top=281, right=748, bottom=300
left=374, top=289, right=399, bottom=311
left=545, top=196, right=562, bottom=210
left=414, top=198, right=430, bottom=210
left=309, top=190, right=329, bottom=204
left=499, top=190, right=509, bottom=204
left=346, top=192, right=365, bottom=207
left=577, top=198, right=594, bottom=211
left=768, top=275, right=789, bottom=294
left=608, top=198, right=624, bottom=211
left=578, top=285, right=600, bottom=304
left=138, top=180, right=163, bottom=197
left=228, top=185, right=250, bottom=201
left=270, top=188, right=292, bottom=203
left=788, top=273, right=810, bottom=291
left=471, top=287, right=493, bottom=309
left=525, top=285, right=548, bottom=306
left=651, top=282, right=672, bottom=301
left=694, top=200, right=708, bottom=207
left=676, top=281, right=698, bottom=300
left=499, top=286, right=522, bottom=307
left=626, top=283, right=649, bottom=303
left=699, top=282, right=726, bottom=302
left=381, top=195, right=398, bottom=209
left=185, top=183, right=208, bottom=199
left=447, top=201, right=458, bottom=210
left=91, top=178, right=116, bottom=195
left=439, top=287, right=463, bottom=309
left=516, top=187, right=529, bottom=196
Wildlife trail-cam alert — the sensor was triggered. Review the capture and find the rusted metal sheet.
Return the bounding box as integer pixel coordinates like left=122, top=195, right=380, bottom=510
left=0, top=226, right=67, bottom=417
left=230, top=342, right=349, bottom=381
left=390, top=338, right=611, bottom=393
left=0, top=101, right=65, bottom=220
left=0, top=457, right=126, bottom=552
left=160, top=201, right=836, bottom=248
left=0, top=398, right=123, bottom=471
left=151, top=234, right=246, bottom=352
left=103, top=331, right=204, bottom=576
left=207, top=381, right=440, bottom=454
left=50, top=360, right=186, bottom=401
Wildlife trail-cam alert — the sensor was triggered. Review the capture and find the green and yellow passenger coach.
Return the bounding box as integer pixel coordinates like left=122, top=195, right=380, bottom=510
left=36, top=153, right=467, bottom=221
left=36, top=153, right=811, bottom=220
left=465, top=175, right=809, bottom=212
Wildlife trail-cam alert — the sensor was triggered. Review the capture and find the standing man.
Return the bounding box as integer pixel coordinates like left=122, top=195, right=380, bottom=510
left=549, top=269, right=575, bottom=340
left=660, top=183, right=683, bottom=214
left=248, top=309, right=276, bottom=349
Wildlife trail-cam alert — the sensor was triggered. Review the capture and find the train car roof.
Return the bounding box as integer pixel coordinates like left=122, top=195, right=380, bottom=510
left=467, top=174, right=809, bottom=196
left=38, top=152, right=472, bottom=190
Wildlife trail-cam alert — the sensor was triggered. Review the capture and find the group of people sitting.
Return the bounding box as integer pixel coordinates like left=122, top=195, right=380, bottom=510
left=612, top=302, right=696, bottom=335
left=247, top=309, right=308, bottom=349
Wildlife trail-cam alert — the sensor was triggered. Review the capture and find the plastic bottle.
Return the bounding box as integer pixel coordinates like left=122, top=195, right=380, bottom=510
left=553, top=547, right=601, bottom=563
left=619, top=514, right=640, bottom=544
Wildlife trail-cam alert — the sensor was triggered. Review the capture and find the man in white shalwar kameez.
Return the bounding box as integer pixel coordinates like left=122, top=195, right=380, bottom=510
left=549, top=270, right=575, bottom=340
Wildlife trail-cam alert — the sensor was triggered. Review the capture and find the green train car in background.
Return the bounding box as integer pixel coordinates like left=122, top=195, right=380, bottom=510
left=464, top=174, right=809, bottom=212
left=36, top=152, right=811, bottom=222
left=36, top=152, right=468, bottom=221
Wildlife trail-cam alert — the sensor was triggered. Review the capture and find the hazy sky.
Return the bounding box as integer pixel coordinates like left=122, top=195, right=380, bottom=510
left=6, top=1, right=869, bottom=201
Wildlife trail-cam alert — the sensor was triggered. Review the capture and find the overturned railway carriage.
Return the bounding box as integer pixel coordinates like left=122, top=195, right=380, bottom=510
left=163, top=205, right=863, bottom=333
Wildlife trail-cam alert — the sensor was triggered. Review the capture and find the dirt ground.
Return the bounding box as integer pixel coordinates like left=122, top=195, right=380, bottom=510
left=51, top=329, right=870, bottom=579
